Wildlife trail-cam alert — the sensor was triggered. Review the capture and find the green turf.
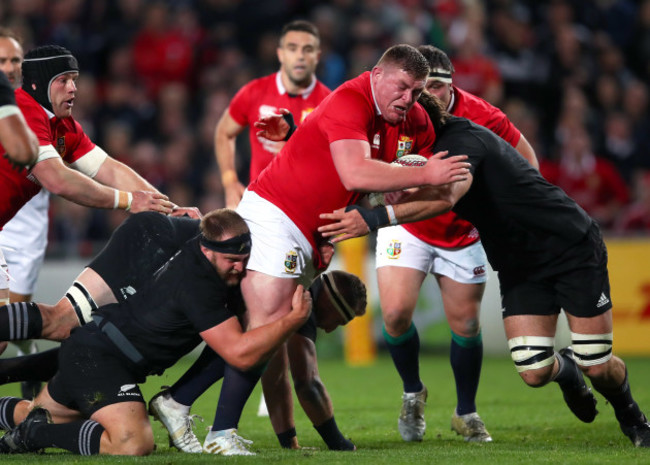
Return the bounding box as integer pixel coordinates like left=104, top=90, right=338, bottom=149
left=1, top=353, right=649, bottom=464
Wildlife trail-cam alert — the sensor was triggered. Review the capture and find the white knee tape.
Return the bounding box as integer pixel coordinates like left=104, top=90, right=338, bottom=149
left=570, top=332, right=613, bottom=367
left=65, top=281, right=98, bottom=325
left=508, top=336, right=556, bottom=373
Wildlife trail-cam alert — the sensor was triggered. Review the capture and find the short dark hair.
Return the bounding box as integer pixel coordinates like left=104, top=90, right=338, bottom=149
left=417, top=45, right=454, bottom=74
left=376, top=44, right=429, bottom=80
left=280, top=20, right=320, bottom=43
left=200, top=208, right=249, bottom=242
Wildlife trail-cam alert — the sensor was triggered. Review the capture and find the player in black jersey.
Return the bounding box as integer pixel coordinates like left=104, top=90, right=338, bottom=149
left=0, top=210, right=367, bottom=455
left=0, top=208, right=312, bottom=456
left=0, top=71, right=37, bottom=167
left=318, top=93, right=650, bottom=448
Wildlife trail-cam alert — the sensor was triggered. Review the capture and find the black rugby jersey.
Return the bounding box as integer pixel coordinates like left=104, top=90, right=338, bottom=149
left=436, top=117, right=593, bottom=280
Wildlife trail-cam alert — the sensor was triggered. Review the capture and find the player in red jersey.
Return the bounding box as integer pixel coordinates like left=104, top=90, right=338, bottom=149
left=0, top=44, right=178, bottom=230
left=227, top=44, right=469, bottom=451
left=373, top=45, right=539, bottom=443
left=215, top=20, right=331, bottom=209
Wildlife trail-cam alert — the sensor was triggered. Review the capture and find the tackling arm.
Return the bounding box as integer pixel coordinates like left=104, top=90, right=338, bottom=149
left=318, top=174, right=473, bottom=243
left=200, top=285, right=312, bottom=372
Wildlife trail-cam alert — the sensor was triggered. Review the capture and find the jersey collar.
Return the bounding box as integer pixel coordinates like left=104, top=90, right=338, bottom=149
left=275, top=71, right=317, bottom=99
left=368, top=73, right=381, bottom=116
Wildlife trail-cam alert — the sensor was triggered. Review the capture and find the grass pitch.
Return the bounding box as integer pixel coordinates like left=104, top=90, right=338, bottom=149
left=1, top=353, right=649, bottom=464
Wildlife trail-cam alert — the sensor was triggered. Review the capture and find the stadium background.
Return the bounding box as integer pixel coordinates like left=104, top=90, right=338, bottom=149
left=1, top=0, right=650, bottom=356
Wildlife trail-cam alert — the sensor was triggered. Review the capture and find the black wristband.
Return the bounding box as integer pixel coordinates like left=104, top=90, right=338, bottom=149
left=282, top=112, right=297, bottom=141
left=277, top=427, right=297, bottom=449
left=345, top=205, right=390, bottom=232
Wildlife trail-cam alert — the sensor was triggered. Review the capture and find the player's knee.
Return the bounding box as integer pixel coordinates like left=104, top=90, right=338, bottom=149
left=107, top=427, right=154, bottom=456
left=450, top=316, right=480, bottom=338
left=508, top=336, right=555, bottom=387
left=570, top=331, right=613, bottom=379
left=382, top=307, right=412, bottom=336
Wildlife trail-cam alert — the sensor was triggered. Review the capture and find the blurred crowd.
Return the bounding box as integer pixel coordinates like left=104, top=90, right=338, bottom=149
left=2, top=0, right=649, bottom=257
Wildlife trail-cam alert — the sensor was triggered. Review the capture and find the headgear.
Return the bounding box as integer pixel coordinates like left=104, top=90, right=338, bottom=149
left=22, top=45, right=79, bottom=113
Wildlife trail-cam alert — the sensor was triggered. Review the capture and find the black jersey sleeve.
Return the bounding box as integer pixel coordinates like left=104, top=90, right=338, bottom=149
left=0, top=73, right=16, bottom=107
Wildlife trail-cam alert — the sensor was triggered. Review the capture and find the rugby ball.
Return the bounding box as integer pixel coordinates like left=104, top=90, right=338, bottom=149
left=392, top=154, right=428, bottom=167
left=368, top=154, right=429, bottom=206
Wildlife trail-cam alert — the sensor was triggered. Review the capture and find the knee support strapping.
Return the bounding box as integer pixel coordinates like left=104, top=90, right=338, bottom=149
left=508, top=336, right=555, bottom=373
left=65, top=281, right=98, bottom=325
left=570, top=332, right=613, bottom=367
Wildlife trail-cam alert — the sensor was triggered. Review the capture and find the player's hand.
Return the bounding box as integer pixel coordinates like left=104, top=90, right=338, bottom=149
left=289, top=284, right=312, bottom=326
left=254, top=108, right=291, bottom=142
left=130, top=191, right=175, bottom=214
left=170, top=205, right=203, bottom=219
left=424, top=150, right=470, bottom=186
left=318, top=208, right=370, bottom=243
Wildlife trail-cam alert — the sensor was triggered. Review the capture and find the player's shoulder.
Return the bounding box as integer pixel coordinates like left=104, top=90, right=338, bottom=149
left=453, top=86, right=498, bottom=114
left=15, top=89, right=45, bottom=115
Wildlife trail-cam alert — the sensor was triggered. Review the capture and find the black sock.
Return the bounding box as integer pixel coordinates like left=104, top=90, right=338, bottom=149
left=0, top=302, right=42, bottom=340
left=553, top=351, right=583, bottom=388
left=170, top=346, right=225, bottom=406
left=0, top=348, right=59, bottom=384
left=277, top=427, right=296, bottom=448
left=450, top=332, right=483, bottom=415
left=211, top=364, right=262, bottom=431
left=314, top=416, right=355, bottom=450
left=29, top=419, right=104, bottom=455
left=383, top=324, right=423, bottom=393
left=0, top=397, right=21, bottom=430
left=593, top=371, right=645, bottom=426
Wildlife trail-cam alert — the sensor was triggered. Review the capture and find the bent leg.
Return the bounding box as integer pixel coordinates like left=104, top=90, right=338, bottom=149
left=288, top=334, right=354, bottom=450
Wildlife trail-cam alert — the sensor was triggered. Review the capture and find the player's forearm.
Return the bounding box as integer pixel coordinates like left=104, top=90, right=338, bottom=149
left=218, top=314, right=305, bottom=372
left=0, top=113, right=39, bottom=166
left=215, top=134, right=238, bottom=187
left=93, top=157, right=159, bottom=193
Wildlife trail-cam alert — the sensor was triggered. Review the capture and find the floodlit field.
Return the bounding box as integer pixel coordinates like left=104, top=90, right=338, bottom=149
left=1, top=354, right=649, bottom=464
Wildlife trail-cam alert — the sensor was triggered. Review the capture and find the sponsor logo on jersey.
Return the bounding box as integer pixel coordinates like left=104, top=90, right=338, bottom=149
left=396, top=135, right=413, bottom=158
left=473, top=265, right=486, bottom=276
left=387, top=240, right=401, bottom=259
left=284, top=251, right=298, bottom=273
left=56, top=136, right=66, bottom=156
left=117, top=384, right=141, bottom=397
left=596, top=292, right=610, bottom=308
left=372, top=133, right=380, bottom=149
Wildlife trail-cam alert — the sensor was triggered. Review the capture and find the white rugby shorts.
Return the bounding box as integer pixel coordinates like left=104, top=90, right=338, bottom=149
left=376, top=225, right=488, bottom=284
left=236, top=190, right=315, bottom=287
left=0, top=190, right=50, bottom=295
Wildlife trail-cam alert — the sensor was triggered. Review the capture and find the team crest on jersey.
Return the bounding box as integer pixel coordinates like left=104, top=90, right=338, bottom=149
left=386, top=240, right=402, bottom=259
left=56, top=136, right=66, bottom=156
left=284, top=251, right=298, bottom=273
left=372, top=133, right=380, bottom=149
left=396, top=136, right=413, bottom=158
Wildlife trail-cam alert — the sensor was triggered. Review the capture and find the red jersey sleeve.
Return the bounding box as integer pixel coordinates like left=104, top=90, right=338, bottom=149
left=320, top=89, right=375, bottom=143
left=58, top=118, right=97, bottom=164
left=228, top=82, right=253, bottom=127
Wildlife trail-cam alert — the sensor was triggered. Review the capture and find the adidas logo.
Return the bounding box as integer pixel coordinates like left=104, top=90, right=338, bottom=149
left=596, top=293, right=610, bottom=308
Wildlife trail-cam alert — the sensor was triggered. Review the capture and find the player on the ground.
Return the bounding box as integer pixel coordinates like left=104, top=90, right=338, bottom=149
left=0, top=209, right=313, bottom=457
